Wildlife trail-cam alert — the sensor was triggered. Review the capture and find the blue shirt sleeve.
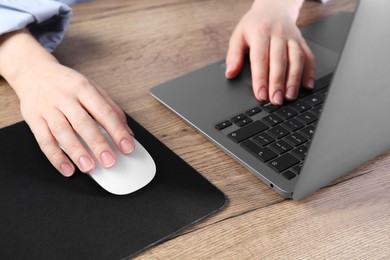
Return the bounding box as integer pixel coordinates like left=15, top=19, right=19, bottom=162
left=0, top=0, right=72, bottom=52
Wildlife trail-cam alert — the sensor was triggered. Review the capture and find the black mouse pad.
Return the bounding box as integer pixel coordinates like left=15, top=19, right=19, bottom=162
left=0, top=115, right=227, bottom=259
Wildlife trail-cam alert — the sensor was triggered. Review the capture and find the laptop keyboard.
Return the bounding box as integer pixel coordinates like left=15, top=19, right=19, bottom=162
left=214, top=75, right=331, bottom=181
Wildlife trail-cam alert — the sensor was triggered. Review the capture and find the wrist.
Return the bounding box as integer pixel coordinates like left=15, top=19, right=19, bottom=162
left=0, top=29, right=57, bottom=88
left=251, top=0, right=305, bottom=22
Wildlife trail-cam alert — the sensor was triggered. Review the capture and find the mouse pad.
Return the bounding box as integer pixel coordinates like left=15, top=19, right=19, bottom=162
left=0, top=115, right=227, bottom=259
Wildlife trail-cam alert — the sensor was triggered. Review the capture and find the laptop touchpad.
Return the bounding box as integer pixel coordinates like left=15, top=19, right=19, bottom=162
left=220, top=38, right=339, bottom=84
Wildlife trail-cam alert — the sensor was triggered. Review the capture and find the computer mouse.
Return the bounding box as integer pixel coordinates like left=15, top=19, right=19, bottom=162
left=61, top=124, right=156, bottom=195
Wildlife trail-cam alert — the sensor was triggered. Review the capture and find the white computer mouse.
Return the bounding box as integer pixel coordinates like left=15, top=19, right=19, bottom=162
left=62, top=124, right=156, bottom=195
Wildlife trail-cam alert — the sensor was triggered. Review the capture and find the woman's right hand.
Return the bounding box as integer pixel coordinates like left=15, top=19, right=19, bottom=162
left=226, top=0, right=316, bottom=105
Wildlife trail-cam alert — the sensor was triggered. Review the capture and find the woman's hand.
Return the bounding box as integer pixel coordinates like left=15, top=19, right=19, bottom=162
left=0, top=30, right=134, bottom=177
left=226, top=0, right=316, bottom=105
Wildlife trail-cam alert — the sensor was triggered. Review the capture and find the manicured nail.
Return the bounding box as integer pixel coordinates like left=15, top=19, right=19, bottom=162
left=273, top=91, right=284, bottom=105
left=60, top=163, right=74, bottom=177
left=307, top=78, right=315, bottom=89
left=120, top=138, right=134, bottom=154
left=225, top=62, right=235, bottom=77
left=225, top=61, right=238, bottom=78
left=286, top=86, right=298, bottom=100
left=259, top=87, right=268, bottom=100
left=79, top=156, right=94, bottom=172
left=101, top=151, right=115, bottom=168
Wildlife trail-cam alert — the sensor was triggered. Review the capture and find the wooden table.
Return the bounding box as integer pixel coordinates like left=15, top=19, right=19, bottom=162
left=2, top=0, right=390, bottom=259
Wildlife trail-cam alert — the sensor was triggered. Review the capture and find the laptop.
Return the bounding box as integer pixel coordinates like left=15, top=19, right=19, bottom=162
left=150, top=0, right=390, bottom=200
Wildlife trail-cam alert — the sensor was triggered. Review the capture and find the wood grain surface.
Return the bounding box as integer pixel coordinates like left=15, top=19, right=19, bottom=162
left=2, top=0, right=389, bottom=259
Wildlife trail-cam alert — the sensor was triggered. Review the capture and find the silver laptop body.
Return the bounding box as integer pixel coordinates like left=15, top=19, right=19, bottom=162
left=151, top=0, right=390, bottom=200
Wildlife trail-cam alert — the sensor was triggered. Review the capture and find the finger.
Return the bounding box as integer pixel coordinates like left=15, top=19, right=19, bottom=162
left=285, top=40, right=304, bottom=101
left=269, top=37, right=288, bottom=105
left=300, top=40, right=316, bottom=90
left=226, top=28, right=247, bottom=79
left=29, top=117, right=76, bottom=177
left=93, top=84, right=126, bottom=124
left=45, top=108, right=97, bottom=173
left=60, top=102, right=119, bottom=169
left=249, top=32, right=270, bottom=101
left=77, top=84, right=135, bottom=155
left=93, top=85, right=134, bottom=137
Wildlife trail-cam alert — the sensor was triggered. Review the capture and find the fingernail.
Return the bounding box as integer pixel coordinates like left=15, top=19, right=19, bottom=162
left=120, top=138, right=134, bottom=154
left=273, top=91, right=284, bottom=105
left=307, top=78, right=315, bottom=89
left=60, top=163, right=74, bottom=177
left=101, top=151, right=115, bottom=168
left=225, top=63, right=235, bottom=77
left=79, top=156, right=94, bottom=172
left=225, top=61, right=237, bottom=78
left=286, top=86, right=298, bottom=100
left=259, top=87, right=268, bottom=100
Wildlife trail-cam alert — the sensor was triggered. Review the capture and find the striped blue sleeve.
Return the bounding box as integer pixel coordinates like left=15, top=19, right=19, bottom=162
left=0, top=0, right=72, bottom=52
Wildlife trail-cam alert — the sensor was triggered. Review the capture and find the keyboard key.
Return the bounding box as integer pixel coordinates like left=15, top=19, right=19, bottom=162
left=241, top=140, right=277, bottom=162
left=304, top=94, right=324, bottom=107
left=231, top=113, right=247, bottom=123
left=282, top=170, right=296, bottom=180
left=235, top=117, right=253, bottom=127
left=292, top=163, right=303, bottom=174
left=261, top=102, right=280, bottom=113
left=310, top=105, right=323, bottom=116
left=313, top=73, right=332, bottom=92
left=316, top=89, right=328, bottom=99
left=228, top=120, right=269, bottom=143
left=245, top=107, right=262, bottom=116
left=298, top=74, right=332, bottom=98
left=282, top=119, right=304, bottom=132
left=296, top=111, right=317, bottom=125
left=215, top=120, right=232, bottom=130
left=269, top=140, right=293, bottom=154
left=284, top=133, right=308, bottom=146
left=298, top=88, right=314, bottom=98
left=267, top=125, right=289, bottom=139
left=262, top=114, right=283, bottom=126
left=292, top=145, right=308, bottom=160
left=299, top=125, right=316, bottom=139
left=276, top=107, right=297, bottom=120
left=252, top=133, right=275, bottom=146
left=268, top=153, right=300, bottom=172
left=291, top=100, right=311, bottom=113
